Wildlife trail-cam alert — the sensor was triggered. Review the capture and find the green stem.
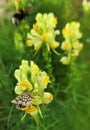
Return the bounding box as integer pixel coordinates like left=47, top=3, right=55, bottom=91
left=42, top=46, right=55, bottom=89
left=21, top=112, right=27, bottom=121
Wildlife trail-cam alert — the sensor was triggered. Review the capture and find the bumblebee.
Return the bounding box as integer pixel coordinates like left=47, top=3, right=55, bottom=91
left=12, top=9, right=28, bottom=25
left=11, top=92, right=34, bottom=109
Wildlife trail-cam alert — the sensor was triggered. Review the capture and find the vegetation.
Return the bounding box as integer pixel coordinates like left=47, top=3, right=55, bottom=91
left=0, top=0, right=90, bottom=130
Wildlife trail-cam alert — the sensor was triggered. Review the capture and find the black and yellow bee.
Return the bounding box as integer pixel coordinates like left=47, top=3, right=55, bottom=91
left=11, top=92, right=34, bottom=109
left=12, top=9, right=29, bottom=25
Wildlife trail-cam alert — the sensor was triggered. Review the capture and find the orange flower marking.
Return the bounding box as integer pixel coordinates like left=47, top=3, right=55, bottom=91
left=42, top=32, right=48, bottom=42
left=64, top=42, right=71, bottom=50
left=52, top=17, right=57, bottom=25
left=22, top=106, right=29, bottom=111
left=35, top=45, right=41, bottom=51
left=62, top=28, right=70, bottom=36
left=48, top=93, right=53, bottom=101
left=26, top=40, right=32, bottom=46
left=78, top=44, right=83, bottom=51
left=22, top=106, right=36, bottom=113
left=33, top=24, right=39, bottom=32
left=72, top=51, right=78, bottom=57
left=28, top=107, right=36, bottom=113
left=15, top=0, right=20, bottom=2
left=51, top=42, right=58, bottom=49
left=44, top=76, right=49, bottom=84
left=20, top=81, right=31, bottom=87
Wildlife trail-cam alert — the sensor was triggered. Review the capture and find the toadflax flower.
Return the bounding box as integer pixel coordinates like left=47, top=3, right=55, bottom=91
left=60, top=21, right=83, bottom=65
left=82, top=0, right=90, bottom=12
left=11, top=60, right=53, bottom=123
left=26, top=13, right=60, bottom=52
left=14, top=0, right=31, bottom=11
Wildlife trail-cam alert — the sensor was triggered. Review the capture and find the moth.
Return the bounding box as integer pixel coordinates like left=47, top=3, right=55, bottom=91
left=11, top=92, right=34, bottom=109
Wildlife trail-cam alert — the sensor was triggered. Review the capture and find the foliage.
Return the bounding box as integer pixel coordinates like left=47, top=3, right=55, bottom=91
left=0, top=0, right=90, bottom=130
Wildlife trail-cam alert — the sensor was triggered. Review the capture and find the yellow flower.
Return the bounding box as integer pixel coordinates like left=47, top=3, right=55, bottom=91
left=60, top=21, right=83, bottom=65
left=51, top=42, right=59, bottom=49
left=42, top=92, right=53, bottom=104
left=61, top=41, right=71, bottom=51
left=62, top=22, right=82, bottom=40
left=22, top=106, right=39, bottom=125
left=26, top=40, right=32, bottom=46
left=82, top=0, right=90, bottom=12
left=72, top=51, right=79, bottom=57
left=77, top=43, right=83, bottom=51
left=14, top=60, right=52, bottom=101
left=15, top=80, right=33, bottom=94
left=12, top=60, right=53, bottom=121
left=35, top=44, right=41, bottom=51
left=37, top=72, right=50, bottom=91
left=22, top=106, right=38, bottom=114
left=43, top=76, right=49, bottom=84
left=32, top=96, right=42, bottom=105
left=27, top=13, right=60, bottom=52
left=30, top=61, right=39, bottom=75
left=72, top=42, right=83, bottom=51
left=60, top=57, right=70, bottom=65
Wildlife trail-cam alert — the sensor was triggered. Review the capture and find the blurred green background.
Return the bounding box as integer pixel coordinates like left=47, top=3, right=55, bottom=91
left=0, top=0, right=90, bottom=130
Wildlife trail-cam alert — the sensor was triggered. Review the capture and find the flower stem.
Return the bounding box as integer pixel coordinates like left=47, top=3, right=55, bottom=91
left=42, top=46, right=55, bottom=89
